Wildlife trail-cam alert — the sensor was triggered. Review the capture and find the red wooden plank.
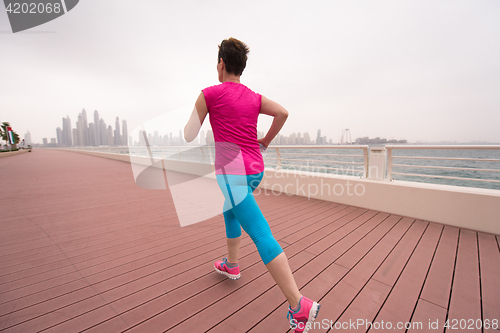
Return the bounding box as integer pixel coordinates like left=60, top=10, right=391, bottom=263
left=334, top=213, right=397, bottom=269
left=371, top=220, right=428, bottom=286
left=35, top=200, right=339, bottom=332
left=0, top=192, right=304, bottom=262
left=0, top=193, right=299, bottom=269
left=166, top=251, right=319, bottom=333
left=206, top=211, right=387, bottom=332
left=477, top=232, right=500, bottom=333
left=0, top=198, right=324, bottom=308
left=222, top=260, right=350, bottom=333
left=251, top=215, right=413, bottom=333
left=407, top=299, right=447, bottom=333
left=334, top=279, right=392, bottom=333
left=0, top=195, right=308, bottom=307
left=0, top=214, right=206, bottom=281
left=370, top=222, right=442, bottom=332
left=447, top=229, right=481, bottom=333
left=83, top=203, right=356, bottom=332
left=419, top=225, right=459, bottom=308
left=0, top=207, right=177, bottom=256
left=311, top=218, right=420, bottom=333
left=1, top=149, right=494, bottom=333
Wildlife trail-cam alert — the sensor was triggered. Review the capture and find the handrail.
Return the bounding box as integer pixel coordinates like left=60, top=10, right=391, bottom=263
left=269, top=145, right=369, bottom=178
left=393, top=156, right=500, bottom=162
left=385, top=145, right=500, bottom=150
left=392, top=164, right=500, bottom=173
left=391, top=172, right=500, bottom=184
left=56, top=144, right=500, bottom=188
left=386, top=145, right=500, bottom=185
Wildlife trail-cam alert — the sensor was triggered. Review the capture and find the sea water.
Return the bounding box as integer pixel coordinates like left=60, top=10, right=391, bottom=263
left=131, top=144, right=500, bottom=191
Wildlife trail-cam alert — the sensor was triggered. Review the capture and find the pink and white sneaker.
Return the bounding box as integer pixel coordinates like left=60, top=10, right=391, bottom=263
left=214, top=257, right=241, bottom=280
left=287, top=296, right=321, bottom=333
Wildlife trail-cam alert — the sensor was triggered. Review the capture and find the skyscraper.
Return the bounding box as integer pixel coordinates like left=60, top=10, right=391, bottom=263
left=122, top=120, right=128, bottom=146
left=107, top=125, right=114, bottom=145
left=76, top=114, right=84, bottom=146
left=56, top=127, right=62, bottom=146
left=82, top=109, right=90, bottom=146
left=24, top=131, right=32, bottom=145
left=62, top=116, right=73, bottom=146
left=316, top=129, right=321, bottom=145
left=94, top=110, right=100, bottom=146
left=114, top=117, right=121, bottom=146
left=206, top=130, right=214, bottom=145
left=154, top=131, right=159, bottom=146
left=72, top=129, right=78, bottom=146
left=99, top=118, right=107, bottom=145
left=89, top=123, right=97, bottom=146
left=200, top=130, right=206, bottom=145
left=304, top=132, right=311, bottom=144
left=179, top=130, right=184, bottom=146
left=136, top=130, right=143, bottom=146
left=297, top=132, right=303, bottom=145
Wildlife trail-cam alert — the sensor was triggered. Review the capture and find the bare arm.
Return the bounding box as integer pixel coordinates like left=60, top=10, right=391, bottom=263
left=184, top=92, right=209, bottom=143
left=258, top=95, right=289, bottom=148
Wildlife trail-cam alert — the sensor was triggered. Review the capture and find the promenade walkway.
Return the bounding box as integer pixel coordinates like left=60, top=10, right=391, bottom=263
left=0, top=149, right=498, bottom=332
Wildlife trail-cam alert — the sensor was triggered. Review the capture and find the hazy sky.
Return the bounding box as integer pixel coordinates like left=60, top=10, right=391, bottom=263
left=1, top=0, right=499, bottom=144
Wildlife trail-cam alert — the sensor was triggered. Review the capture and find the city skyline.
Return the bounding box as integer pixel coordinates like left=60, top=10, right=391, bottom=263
left=2, top=1, right=499, bottom=145
left=46, top=114, right=408, bottom=147
left=31, top=113, right=492, bottom=147
left=37, top=109, right=129, bottom=147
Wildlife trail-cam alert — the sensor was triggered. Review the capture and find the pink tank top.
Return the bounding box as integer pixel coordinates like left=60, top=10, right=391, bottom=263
left=202, top=82, right=264, bottom=175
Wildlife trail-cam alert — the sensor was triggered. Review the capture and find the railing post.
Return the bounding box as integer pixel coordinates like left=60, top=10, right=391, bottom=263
left=363, top=147, right=368, bottom=178
left=368, top=147, right=386, bottom=180
left=200, top=147, right=205, bottom=162
left=208, top=146, right=214, bottom=164
left=387, top=147, right=393, bottom=180
left=177, top=147, right=181, bottom=160
left=276, top=148, right=281, bottom=170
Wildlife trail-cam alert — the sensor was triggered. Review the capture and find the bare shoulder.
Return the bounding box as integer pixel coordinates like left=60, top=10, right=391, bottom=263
left=196, top=92, right=208, bottom=115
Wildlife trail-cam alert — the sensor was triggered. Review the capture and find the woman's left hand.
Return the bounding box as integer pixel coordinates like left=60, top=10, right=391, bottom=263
left=257, top=138, right=269, bottom=148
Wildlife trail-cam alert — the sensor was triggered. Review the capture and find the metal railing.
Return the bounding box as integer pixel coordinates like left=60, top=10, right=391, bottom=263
left=56, top=144, right=500, bottom=188
left=386, top=145, right=500, bottom=184
left=263, top=145, right=368, bottom=178
left=60, top=145, right=369, bottom=177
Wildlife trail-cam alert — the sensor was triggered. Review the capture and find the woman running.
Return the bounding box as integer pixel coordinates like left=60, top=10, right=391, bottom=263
left=184, top=37, right=320, bottom=333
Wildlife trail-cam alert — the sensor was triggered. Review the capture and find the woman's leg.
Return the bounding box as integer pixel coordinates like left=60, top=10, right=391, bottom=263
left=266, top=252, right=302, bottom=308
left=218, top=175, right=244, bottom=264
left=226, top=236, right=241, bottom=263
left=223, top=173, right=266, bottom=264
left=225, top=174, right=301, bottom=307
left=217, top=173, right=317, bottom=324
left=222, top=204, right=242, bottom=263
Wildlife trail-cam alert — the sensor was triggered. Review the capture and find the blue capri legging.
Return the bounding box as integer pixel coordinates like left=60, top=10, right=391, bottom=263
left=216, top=172, right=283, bottom=265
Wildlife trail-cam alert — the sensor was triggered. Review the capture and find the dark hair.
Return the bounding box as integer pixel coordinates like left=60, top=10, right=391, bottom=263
left=218, top=37, right=249, bottom=76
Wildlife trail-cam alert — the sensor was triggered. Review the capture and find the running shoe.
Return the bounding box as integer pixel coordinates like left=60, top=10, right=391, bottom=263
left=214, top=257, right=241, bottom=280
left=287, top=296, right=321, bottom=333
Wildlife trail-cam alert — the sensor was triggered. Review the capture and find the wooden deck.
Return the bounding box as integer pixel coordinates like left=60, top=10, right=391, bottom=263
left=0, top=149, right=499, bottom=333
